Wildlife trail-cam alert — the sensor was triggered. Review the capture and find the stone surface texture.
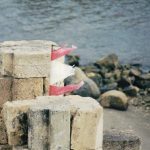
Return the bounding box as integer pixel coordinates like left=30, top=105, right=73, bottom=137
left=2, top=100, right=35, bottom=145
left=2, top=96, right=103, bottom=150
left=0, top=145, right=12, bottom=150
left=66, top=95, right=103, bottom=150
left=103, top=130, right=141, bottom=150
left=0, top=40, right=56, bottom=78
left=0, top=116, right=8, bottom=144
left=12, top=78, right=43, bottom=100
left=28, top=102, right=70, bottom=150
left=0, top=78, right=12, bottom=110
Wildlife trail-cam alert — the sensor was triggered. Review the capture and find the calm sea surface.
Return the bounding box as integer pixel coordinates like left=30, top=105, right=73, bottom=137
left=0, top=0, right=150, bottom=69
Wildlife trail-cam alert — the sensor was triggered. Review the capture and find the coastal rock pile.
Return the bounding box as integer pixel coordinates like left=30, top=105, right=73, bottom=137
left=66, top=54, right=150, bottom=110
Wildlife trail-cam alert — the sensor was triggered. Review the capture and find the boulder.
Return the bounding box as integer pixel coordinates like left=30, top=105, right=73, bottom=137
left=123, top=85, right=139, bottom=97
left=114, top=69, right=121, bottom=80
left=65, top=54, right=80, bottom=66
left=129, top=68, right=141, bottom=77
left=117, top=77, right=131, bottom=88
left=100, top=83, right=118, bottom=93
left=95, top=54, right=119, bottom=70
left=134, top=73, right=150, bottom=89
left=86, top=72, right=102, bottom=87
left=73, top=78, right=100, bottom=99
left=80, top=64, right=100, bottom=73
left=99, top=90, right=128, bottom=110
left=65, top=67, right=100, bottom=99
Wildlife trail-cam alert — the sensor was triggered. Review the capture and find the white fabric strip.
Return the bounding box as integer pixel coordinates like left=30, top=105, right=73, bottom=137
left=50, top=60, right=75, bottom=85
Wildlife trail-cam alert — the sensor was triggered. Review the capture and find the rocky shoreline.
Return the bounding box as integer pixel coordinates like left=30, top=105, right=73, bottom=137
left=65, top=53, right=150, bottom=111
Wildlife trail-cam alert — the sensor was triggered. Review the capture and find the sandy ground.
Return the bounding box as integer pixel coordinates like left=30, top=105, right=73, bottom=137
left=104, top=106, right=150, bottom=150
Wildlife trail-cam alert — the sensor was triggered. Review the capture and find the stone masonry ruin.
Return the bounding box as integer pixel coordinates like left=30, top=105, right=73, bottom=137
left=0, top=40, right=141, bottom=150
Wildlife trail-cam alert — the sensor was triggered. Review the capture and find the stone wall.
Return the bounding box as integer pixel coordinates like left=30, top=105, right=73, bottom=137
left=0, top=40, right=62, bottom=145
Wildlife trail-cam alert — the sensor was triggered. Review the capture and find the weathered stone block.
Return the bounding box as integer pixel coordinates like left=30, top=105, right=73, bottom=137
left=2, top=100, right=35, bottom=145
left=0, top=116, right=8, bottom=144
left=28, top=103, right=70, bottom=150
left=0, top=40, right=57, bottom=78
left=13, top=51, right=50, bottom=78
left=2, top=97, right=69, bottom=146
left=103, top=130, right=141, bottom=150
left=2, top=96, right=103, bottom=150
left=66, top=95, right=103, bottom=150
left=0, top=78, right=12, bottom=109
left=0, top=50, right=13, bottom=76
left=12, top=78, right=43, bottom=100
left=43, top=77, right=49, bottom=95
left=12, top=145, right=28, bottom=150
left=0, top=145, right=12, bottom=150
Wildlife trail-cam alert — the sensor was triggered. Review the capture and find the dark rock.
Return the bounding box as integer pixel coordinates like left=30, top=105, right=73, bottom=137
left=64, top=67, right=100, bottom=99
left=130, top=63, right=142, bottom=68
left=139, top=73, right=150, bottom=80
left=147, top=88, right=150, bottom=94
left=129, top=68, right=141, bottom=77
left=98, top=67, right=109, bottom=77
left=139, top=89, right=147, bottom=96
left=100, top=83, right=118, bottom=93
left=80, top=64, right=100, bottom=73
left=123, top=85, right=139, bottom=97
left=134, top=74, right=150, bottom=89
left=103, top=77, right=115, bottom=85
left=118, top=77, right=131, bottom=88
left=95, top=54, right=119, bottom=70
left=65, top=54, right=80, bottom=66
left=103, top=130, right=141, bottom=150
left=99, top=90, right=128, bottom=111
left=104, top=72, right=114, bottom=79
left=85, top=72, right=102, bottom=87
left=73, top=78, right=100, bottom=99
left=64, top=67, right=87, bottom=85
left=121, top=69, right=130, bottom=77
left=113, top=69, right=121, bottom=80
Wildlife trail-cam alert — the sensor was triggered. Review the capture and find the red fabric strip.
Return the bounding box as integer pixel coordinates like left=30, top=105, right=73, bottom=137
left=49, top=81, right=84, bottom=96
left=51, top=45, right=77, bottom=60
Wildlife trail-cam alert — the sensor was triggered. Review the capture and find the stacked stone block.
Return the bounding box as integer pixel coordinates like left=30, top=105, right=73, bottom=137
left=0, top=40, right=61, bottom=145
left=2, top=96, right=103, bottom=150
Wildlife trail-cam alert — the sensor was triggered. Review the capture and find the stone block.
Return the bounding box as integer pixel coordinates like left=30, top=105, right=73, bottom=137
left=13, top=51, right=50, bottom=78
left=12, top=145, right=28, bottom=150
left=12, top=78, right=43, bottom=100
left=0, top=116, right=8, bottom=144
left=28, top=103, right=70, bottom=150
left=103, top=130, right=141, bottom=150
left=0, top=50, right=13, bottom=76
left=43, top=77, right=49, bottom=95
left=2, top=100, right=35, bottom=145
left=2, top=97, right=69, bottom=146
left=0, top=78, right=12, bottom=109
left=0, top=40, right=58, bottom=78
left=2, top=96, right=103, bottom=150
left=0, top=145, right=12, bottom=150
left=66, top=95, right=103, bottom=150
